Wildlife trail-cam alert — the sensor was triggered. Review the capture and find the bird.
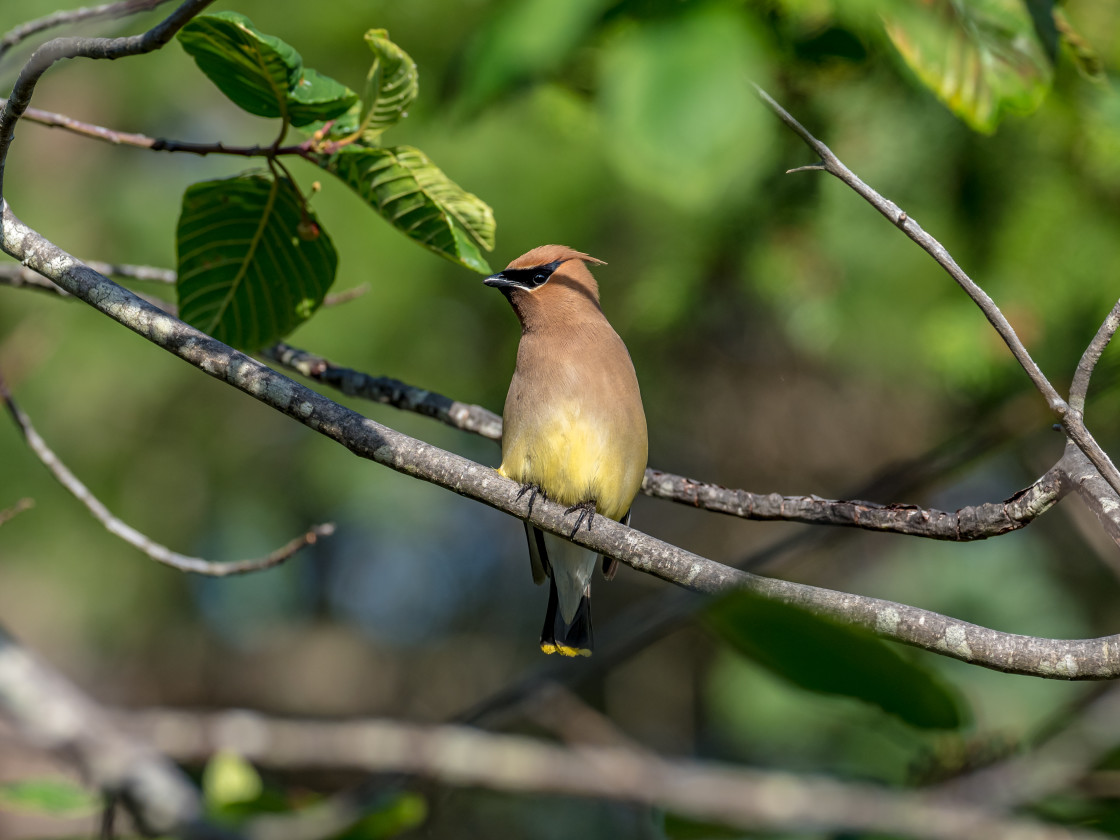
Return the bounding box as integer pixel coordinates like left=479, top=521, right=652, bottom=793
left=484, top=244, right=648, bottom=657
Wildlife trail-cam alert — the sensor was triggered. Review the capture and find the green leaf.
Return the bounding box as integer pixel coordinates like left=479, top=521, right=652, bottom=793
left=288, top=67, right=360, bottom=128
left=202, top=751, right=263, bottom=808
left=705, top=590, right=964, bottom=730
left=883, top=0, right=1053, bottom=134
left=332, top=793, right=428, bottom=839
left=456, top=0, right=611, bottom=114
left=0, top=779, right=99, bottom=816
left=360, top=29, right=419, bottom=139
left=176, top=173, right=338, bottom=351
left=178, top=11, right=301, bottom=121
left=598, top=6, right=772, bottom=210
left=317, top=145, right=494, bottom=273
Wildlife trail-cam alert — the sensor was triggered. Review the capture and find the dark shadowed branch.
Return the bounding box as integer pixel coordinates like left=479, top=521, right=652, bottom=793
left=0, top=370, right=333, bottom=575
left=755, top=85, right=1120, bottom=499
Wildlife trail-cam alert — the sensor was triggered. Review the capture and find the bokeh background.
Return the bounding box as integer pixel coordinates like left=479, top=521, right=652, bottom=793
left=4, top=0, right=1120, bottom=836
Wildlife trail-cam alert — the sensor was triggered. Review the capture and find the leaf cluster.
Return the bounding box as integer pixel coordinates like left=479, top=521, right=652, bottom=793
left=175, top=13, right=495, bottom=351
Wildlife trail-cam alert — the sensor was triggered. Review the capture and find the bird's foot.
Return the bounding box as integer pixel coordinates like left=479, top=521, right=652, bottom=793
left=564, top=500, right=597, bottom=538
left=516, top=483, right=545, bottom=518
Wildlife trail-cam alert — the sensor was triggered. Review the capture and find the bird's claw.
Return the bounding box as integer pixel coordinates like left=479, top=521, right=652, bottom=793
left=517, top=483, right=544, bottom=517
left=564, top=500, right=597, bottom=538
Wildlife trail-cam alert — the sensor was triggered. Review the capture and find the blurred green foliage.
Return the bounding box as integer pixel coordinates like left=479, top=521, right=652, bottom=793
left=4, top=0, right=1120, bottom=837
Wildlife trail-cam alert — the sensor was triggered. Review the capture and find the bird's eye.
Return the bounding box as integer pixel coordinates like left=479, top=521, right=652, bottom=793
left=533, top=272, right=548, bottom=284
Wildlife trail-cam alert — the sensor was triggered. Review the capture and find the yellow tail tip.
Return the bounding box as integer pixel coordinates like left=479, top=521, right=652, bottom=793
left=546, top=643, right=592, bottom=658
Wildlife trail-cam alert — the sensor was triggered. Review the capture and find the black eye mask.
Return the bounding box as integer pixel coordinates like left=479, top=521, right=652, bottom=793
left=484, top=259, right=565, bottom=291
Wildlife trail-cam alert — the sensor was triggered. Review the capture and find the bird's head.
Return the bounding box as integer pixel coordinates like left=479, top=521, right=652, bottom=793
left=484, top=245, right=606, bottom=321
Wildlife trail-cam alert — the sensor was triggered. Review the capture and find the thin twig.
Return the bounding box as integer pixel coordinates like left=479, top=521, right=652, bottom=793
left=1071, top=298, right=1120, bottom=412
left=0, top=0, right=173, bottom=60
left=0, top=99, right=313, bottom=158
left=755, top=85, right=1120, bottom=498
left=114, top=707, right=1108, bottom=840
left=0, top=496, right=33, bottom=526
left=0, top=371, right=332, bottom=576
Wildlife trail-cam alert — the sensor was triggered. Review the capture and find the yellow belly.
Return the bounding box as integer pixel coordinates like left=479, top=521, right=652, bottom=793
left=499, top=408, right=642, bottom=523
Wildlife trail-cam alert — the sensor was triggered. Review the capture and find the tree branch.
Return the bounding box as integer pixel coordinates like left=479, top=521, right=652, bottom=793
left=1071, top=297, right=1120, bottom=413
left=0, top=99, right=312, bottom=158
left=7, top=207, right=1120, bottom=679
left=756, top=85, right=1120, bottom=499
left=0, top=623, right=224, bottom=838
left=0, top=0, right=217, bottom=194
left=108, top=707, right=1108, bottom=840
left=0, top=496, right=33, bottom=526
left=3, top=258, right=1072, bottom=542
left=0, top=0, right=174, bottom=60
left=0, top=370, right=333, bottom=576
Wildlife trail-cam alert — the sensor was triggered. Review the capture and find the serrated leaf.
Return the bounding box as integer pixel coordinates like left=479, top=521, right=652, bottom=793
left=0, top=779, right=99, bottom=816
left=176, top=173, right=337, bottom=351
left=360, top=29, right=419, bottom=139
left=884, top=0, right=1053, bottom=134
left=318, top=145, right=494, bottom=273
left=288, top=67, right=359, bottom=127
left=178, top=11, right=301, bottom=121
left=705, top=590, right=965, bottom=730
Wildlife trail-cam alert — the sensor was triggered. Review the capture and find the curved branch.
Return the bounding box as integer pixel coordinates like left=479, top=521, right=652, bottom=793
left=641, top=467, right=1064, bottom=540
left=755, top=85, right=1120, bottom=499
left=0, top=0, right=174, bottom=60
left=1071, top=298, right=1120, bottom=412
left=0, top=371, right=332, bottom=576
left=6, top=208, right=1120, bottom=679
left=0, top=0, right=217, bottom=194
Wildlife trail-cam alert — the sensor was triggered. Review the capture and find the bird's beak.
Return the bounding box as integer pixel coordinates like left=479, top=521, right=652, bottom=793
left=483, top=271, right=514, bottom=289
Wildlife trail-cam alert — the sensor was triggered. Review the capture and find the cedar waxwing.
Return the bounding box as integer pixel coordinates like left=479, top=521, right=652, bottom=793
left=485, top=245, right=648, bottom=656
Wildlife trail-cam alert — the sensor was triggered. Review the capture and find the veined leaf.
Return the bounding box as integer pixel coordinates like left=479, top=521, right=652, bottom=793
left=318, top=145, right=494, bottom=273
left=705, top=589, right=965, bottom=729
left=176, top=173, right=337, bottom=351
left=179, top=12, right=301, bottom=120
left=883, top=0, right=1053, bottom=134
left=288, top=67, right=360, bottom=127
left=180, top=12, right=356, bottom=127
left=361, top=29, right=419, bottom=139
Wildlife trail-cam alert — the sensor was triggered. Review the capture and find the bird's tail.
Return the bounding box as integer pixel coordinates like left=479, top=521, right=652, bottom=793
left=540, top=577, right=593, bottom=657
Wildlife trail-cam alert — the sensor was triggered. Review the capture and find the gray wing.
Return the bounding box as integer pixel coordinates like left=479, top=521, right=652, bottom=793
left=524, top=522, right=549, bottom=584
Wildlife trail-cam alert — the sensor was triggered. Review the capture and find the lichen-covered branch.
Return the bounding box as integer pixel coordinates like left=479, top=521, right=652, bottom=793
left=6, top=206, right=1120, bottom=679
